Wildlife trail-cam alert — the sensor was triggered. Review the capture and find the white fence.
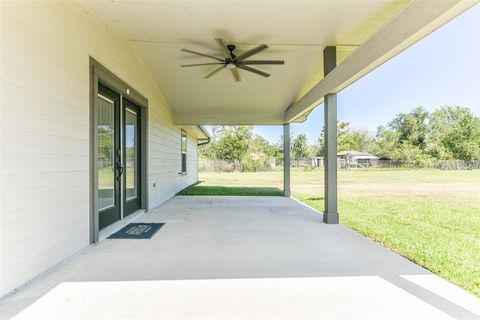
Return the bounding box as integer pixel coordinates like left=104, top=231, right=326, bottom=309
left=433, top=160, right=480, bottom=170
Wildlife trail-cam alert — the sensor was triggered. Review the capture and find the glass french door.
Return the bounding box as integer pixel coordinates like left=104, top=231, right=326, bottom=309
left=97, top=84, right=142, bottom=229
left=97, top=83, right=121, bottom=229
left=123, top=99, right=141, bottom=216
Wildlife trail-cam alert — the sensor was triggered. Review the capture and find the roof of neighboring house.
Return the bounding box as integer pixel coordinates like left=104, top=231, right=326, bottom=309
left=338, top=151, right=375, bottom=157
left=352, top=155, right=379, bottom=160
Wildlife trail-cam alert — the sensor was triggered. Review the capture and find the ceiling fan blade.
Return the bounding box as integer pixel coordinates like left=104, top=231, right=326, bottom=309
left=237, top=65, right=270, bottom=78
left=240, top=60, right=284, bottom=65
left=215, top=38, right=233, bottom=59
left=181, top=63, right=223, bottom=67
left=204, top=66, right=225, bottom=79
left=230, top=68, right=241, bottom=82
left=180, top=48, right=224, bottom=62
left=235, top=44, right=268, bottom=61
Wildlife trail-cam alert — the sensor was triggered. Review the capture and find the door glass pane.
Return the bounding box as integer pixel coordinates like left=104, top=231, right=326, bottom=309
left=97, top=95, right=115, bottom=210
left=125, top=109, right=137, bottom=200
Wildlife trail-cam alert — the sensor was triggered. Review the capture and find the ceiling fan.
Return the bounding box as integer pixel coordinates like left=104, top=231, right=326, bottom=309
left=180, top=38, right=284, bottom=82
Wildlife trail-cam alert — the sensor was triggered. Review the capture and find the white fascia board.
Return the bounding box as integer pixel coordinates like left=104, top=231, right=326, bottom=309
left=285, top=0, right=478, bottom=123
left=182, top=125, right=210, bottom=140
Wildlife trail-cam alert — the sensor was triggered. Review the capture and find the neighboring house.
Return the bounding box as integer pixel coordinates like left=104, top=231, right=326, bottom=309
left=338, top=151, right=380, bottom=168
left=0, top=0, right=473, bottom=300
left=310, top=152, right=379, bottom=168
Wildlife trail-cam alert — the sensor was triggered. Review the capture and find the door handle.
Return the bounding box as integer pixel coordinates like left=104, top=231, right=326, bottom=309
left=116, top=164, right=124, bottom=181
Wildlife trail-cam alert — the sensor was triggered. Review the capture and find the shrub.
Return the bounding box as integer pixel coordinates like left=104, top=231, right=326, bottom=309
left=241, top=154, right=272, bottom=172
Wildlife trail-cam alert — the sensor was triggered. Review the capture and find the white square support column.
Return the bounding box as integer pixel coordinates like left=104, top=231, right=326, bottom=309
left=323, top=46, right=339, bottom=224
left=283, top=123, right=291, bottom=197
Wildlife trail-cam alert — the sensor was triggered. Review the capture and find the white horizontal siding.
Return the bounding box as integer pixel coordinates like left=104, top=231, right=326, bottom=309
left=148, top=126, right=198, bottom=208
left=0, top=1, right=199, bottom=296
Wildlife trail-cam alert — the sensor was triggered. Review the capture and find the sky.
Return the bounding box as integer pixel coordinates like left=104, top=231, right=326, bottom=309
left=224, top=4, right=480, bottom=144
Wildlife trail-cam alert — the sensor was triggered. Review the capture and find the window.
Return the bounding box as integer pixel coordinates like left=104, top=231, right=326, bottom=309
left=181, top=130, right=187, bottom=174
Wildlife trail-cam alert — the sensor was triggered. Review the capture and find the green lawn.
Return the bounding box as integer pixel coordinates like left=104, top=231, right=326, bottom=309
left=179, top=185, right=282, bottom=196
left=180, top=168, right=480, bottom=296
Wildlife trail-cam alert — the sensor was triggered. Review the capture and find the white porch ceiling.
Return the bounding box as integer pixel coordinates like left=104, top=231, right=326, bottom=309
left=79, top=0, right=470, bottom=125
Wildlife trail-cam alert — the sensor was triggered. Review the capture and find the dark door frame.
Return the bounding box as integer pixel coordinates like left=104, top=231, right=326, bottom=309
left=89, top=57, right=149, bottom=244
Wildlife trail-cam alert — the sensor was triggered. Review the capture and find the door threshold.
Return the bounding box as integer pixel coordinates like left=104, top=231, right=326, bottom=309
left=98, top=209, right=146, bottom=242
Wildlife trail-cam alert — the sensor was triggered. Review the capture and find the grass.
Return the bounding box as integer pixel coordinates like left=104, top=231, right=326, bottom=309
left=181, top=168, right=480, bottom=296
left=178, top=185, right=282, bottom=196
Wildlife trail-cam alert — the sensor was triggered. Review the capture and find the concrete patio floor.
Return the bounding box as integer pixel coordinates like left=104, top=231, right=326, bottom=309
left=1, top=196, right=479, bottom=319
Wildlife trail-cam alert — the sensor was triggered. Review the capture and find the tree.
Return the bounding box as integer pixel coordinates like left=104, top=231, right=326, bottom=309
left=249, top=134, right=275, bottom=156
left=375, top=107, right=433, bottom=165
left=272, top=138, right=284, bottom=164
left=337, top=122, right=376, bottom=153
left=316, top=122, right=376, bottom=156
left=374, top=125, right=399, bottom=159
left=376, top=106, right=480, bottom=162
left=198, top=125, right=226, bottom=160
left=316, top=132, right=325, bottom=157
left=200, top=106, right=479, bottom=170
left=212, top=126, right=252, bottom=163
left=427, top=106, right=480, bottom=160
left=388, top=106, right=429, bottom=149
left=291, top=133, right=309, bottom=160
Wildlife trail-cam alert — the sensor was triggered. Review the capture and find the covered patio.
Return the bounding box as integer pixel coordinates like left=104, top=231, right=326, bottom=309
left=1, top=1, right=479, bottom=318
left=2, top=196, right=479, bottom=319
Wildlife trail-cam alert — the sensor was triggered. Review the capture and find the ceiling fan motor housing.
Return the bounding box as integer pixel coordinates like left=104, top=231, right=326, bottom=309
left=226, top=44, right=236, bottom=58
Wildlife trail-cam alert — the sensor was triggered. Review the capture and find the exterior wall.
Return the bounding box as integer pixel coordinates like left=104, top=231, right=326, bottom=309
left=0, top=1, right=198, bottom=297
left=148, top=128, right=198, bottom=208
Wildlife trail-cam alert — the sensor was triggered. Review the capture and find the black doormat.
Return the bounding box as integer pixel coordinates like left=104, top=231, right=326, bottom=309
left=108, top=223, right=164, bottom=239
